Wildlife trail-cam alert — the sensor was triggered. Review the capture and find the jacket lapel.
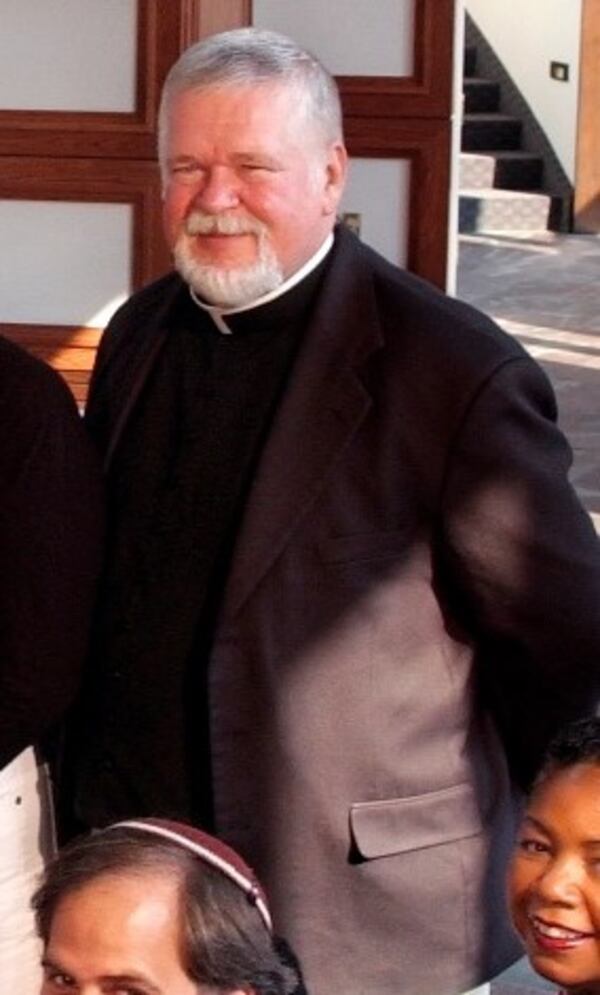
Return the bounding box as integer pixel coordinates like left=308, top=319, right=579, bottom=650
left=222, top=229, right=384, bottom=619
left=92, top=275, right=185, bottom=470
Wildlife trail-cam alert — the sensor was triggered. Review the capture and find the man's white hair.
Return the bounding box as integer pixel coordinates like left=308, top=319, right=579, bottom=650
left=158, top=27, right=343, bottom=184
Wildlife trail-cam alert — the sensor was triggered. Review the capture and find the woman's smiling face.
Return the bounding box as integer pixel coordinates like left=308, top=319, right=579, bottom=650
left=508, top=762, right=600, bottom=993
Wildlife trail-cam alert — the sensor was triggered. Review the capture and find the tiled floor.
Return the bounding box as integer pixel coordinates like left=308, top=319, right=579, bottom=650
left=457, top=230, right=600, bottom=995
left=457, top=231, right=600, bottom=532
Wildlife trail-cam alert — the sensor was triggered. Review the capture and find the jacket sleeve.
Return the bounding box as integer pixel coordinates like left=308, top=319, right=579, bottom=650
left=439, top=354, right=600, bottom=787
left=0, top=351, right=104, bottom=770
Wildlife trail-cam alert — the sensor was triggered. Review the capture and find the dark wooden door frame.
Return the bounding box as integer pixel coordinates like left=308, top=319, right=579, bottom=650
left=575, top=0, right=600, bottom=232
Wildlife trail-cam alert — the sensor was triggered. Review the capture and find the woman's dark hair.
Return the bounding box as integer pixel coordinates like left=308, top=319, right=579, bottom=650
left=32, top=826, right=305, bottom=995
left=536, top=716, right=600, bottom=784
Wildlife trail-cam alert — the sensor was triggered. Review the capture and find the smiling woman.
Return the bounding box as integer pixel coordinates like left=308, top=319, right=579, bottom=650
left=508, top=717, right=600, bottom=995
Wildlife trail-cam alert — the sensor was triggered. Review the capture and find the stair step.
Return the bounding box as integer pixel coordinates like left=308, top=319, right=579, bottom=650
left=463, top=78, right=500, bottom=114
left=464, top=44, right=477, bottom=77
left=459, top=188, right=552, bottom=234
left=462, top=113, right=522, bottom=151
left=460, top=152, right=544, bottom=191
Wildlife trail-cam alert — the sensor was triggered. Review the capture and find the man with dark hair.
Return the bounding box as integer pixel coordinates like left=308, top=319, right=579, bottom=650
left=34, top=819, right=305, bottom=995
left=0, top=335, right=103, bottom=992
left=63, top=26, right=600, bottom=995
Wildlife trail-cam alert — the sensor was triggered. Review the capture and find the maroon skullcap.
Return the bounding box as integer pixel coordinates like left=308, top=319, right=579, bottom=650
left=108, top=818, right=272, bottom=932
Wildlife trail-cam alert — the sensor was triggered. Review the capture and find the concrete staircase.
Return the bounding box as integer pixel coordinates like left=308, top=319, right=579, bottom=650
left=459, top=44, right=554, bottom=235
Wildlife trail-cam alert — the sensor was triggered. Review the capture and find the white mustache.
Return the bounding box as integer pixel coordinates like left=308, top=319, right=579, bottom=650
left=184, top=212, right=265, bottom=237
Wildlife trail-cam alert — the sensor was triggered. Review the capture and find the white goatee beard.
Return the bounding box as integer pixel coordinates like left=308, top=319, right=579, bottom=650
left=173, top=211, right=284, bottom=308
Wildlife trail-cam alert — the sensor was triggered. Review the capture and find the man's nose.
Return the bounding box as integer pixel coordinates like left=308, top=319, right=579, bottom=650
left=192, top=166, right=240, bottom=213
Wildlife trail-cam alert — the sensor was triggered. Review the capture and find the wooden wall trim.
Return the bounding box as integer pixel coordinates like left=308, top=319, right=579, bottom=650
left=574, top=0, right=600, bottom=232
left=0, top=324, right=101, bottom=355
left=0, top=324, right=102, bottom=407
left=180, top=0, right=202, bottom=47
left=187, top=0, right=252, bottom=44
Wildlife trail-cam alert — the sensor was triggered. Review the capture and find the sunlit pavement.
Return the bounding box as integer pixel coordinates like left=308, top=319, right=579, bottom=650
left=457, top=232, right=600, bottom=533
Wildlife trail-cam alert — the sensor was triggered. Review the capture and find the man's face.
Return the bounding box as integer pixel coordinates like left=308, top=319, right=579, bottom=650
left=161, top=80, right=347, bottom=307
left=508, top=762, right=600, bottom=992
left=41, top=871, right=202, bottom=995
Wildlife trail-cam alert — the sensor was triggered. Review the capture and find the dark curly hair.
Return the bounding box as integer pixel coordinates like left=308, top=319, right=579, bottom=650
left=535, top=715, right=600, bottom=785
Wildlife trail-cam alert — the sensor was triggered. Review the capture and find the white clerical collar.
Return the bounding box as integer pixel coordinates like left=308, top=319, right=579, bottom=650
left=189, top=232, right=334, bottom=335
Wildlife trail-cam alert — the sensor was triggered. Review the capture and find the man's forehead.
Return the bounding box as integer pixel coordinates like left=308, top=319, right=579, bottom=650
left=166, top=81, right=312, bottom=151
left=174, top=77, right=296, bottom=106
left=44, top=873, right=187, bottom=994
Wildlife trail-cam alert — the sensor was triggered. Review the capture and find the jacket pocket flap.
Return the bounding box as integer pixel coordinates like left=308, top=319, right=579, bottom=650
left=350, top=782, right=482, bottom=859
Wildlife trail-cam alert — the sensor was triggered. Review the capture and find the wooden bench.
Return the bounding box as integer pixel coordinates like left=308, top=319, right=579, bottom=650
left=0, top=324, right=102, bottom=409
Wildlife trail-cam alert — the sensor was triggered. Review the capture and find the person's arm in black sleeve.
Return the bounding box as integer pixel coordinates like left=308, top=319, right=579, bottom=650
left=440, top=353, right=600, bottom=787
left=0, top=339, right=104, bottom=770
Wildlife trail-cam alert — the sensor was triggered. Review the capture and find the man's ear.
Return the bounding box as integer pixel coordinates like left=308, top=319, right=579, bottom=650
left=322, top=141, right=348, bottom=216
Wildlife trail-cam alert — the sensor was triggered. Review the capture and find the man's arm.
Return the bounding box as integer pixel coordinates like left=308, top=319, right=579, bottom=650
left=440, top=354, right=600, bottom=786
left=0, top=342, right=104, bottom=769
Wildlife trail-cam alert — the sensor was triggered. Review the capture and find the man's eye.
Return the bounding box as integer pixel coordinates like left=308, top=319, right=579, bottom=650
left=43, top=970, right=74, bottom=989
left=171, top=163, right=202, bottom=178
left=241, top=163, right=272, bottom=173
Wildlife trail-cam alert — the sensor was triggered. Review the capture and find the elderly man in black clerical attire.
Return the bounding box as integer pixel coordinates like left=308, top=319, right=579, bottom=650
left=61, top=27, right=600, bottom=995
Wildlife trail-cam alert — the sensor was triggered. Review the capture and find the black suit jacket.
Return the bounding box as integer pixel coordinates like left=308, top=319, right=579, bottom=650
left=83, top=226, right=600, bottom=995
left=0, top=336, right=103, bottom=769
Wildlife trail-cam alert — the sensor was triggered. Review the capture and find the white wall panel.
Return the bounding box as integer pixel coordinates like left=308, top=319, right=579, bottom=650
left=0, top=0, right=137, bottom=112
left=340, top=159, right=411, bottom=266
left=0, top=201, right=132, bottom=326
left=252, top=0, right=415, bottom=76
